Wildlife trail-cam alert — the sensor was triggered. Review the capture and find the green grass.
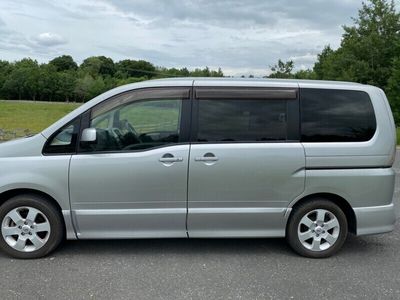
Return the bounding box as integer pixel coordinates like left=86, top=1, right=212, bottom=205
left=0, top=100, right=80, bottom=139
left=397, top=127, right=400, bottom=144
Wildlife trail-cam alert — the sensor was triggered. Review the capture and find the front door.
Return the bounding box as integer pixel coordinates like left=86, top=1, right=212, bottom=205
left=187, top=86, right=305, bottom=237
left=69, top=87, right=191, bottom=238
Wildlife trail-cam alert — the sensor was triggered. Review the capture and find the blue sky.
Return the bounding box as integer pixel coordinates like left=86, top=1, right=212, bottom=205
left=0, top=0, right=398, bottom=76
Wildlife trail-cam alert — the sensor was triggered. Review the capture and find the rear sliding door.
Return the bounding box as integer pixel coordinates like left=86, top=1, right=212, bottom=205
left=187, top=86, right=305, bottom=237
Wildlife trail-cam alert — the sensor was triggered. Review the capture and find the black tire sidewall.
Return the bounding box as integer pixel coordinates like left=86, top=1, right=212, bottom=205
left=0, top=194, right=64, bottom=259
left=286, top=199, right=348, bottom=258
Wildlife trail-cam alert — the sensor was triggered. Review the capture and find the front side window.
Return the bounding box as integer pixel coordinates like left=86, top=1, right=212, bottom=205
left=301, top=89, right=376, bottom=142
left=196, top=100, right=287, bottom=142
left=83, top=90, right=184, bottom=152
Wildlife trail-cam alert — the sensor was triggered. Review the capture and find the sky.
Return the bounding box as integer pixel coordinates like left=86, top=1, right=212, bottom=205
left=0, top=0, right=398, bottom=77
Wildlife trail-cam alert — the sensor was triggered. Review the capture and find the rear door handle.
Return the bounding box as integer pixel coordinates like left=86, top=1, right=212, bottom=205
left=194, top=157, right=219, bottom=162
left=194, top=153, right=219, bottom=162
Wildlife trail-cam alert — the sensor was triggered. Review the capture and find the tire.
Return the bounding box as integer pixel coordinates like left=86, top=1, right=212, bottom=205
left=0, top=194, right=64, bottom=259
left=286, top=198, right=348, bottom=258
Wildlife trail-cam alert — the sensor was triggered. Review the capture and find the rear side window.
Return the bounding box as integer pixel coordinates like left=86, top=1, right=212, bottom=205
left=197, top=100, right=288, bottom=142
left=301, top=89, right=376, bottom=142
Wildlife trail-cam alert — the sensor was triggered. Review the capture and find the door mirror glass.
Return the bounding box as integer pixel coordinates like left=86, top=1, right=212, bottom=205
left=81, top=128, right=97, bottom=143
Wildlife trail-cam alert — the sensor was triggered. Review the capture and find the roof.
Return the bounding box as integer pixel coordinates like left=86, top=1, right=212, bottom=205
left=147, top=77, right=364, bottom=87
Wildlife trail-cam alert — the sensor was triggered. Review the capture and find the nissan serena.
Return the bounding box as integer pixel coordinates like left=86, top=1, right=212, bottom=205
left=0, top=78, right=396, bottom=258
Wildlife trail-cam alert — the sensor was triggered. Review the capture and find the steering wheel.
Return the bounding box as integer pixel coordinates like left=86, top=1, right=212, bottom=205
left=119, top=119, right=142, bottom=146
left=121, top=119, right=139, bottom=136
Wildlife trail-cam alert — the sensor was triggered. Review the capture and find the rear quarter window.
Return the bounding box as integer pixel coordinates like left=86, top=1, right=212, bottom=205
left=300, top=88, right=376, bottom=142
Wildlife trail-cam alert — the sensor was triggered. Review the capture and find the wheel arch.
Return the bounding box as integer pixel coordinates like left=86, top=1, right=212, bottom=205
left=288, top=193, right=357, bottom=234
left=0, top=188, right=66, bottom=231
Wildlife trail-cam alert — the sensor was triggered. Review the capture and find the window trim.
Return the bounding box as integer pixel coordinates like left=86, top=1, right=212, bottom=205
left=77, top=86, right=192, bottom=154
left=191, top=87, right=300, bottom=144
left=195, top=87, right=297, bottom=100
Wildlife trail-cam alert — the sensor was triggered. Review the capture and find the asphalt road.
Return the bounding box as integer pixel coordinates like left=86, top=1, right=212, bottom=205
left=1, top=155, right=400, bottom=299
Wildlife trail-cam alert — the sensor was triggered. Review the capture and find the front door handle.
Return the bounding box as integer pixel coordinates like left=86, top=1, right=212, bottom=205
left=194, top=152, right=219, bottom=162
left=159, top=157, right=183, bottom=163
left=159, top=153, right=183, bottom=163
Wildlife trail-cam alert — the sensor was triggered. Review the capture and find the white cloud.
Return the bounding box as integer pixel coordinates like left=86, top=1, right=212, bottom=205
left=33, top=32, right=67, bottom=47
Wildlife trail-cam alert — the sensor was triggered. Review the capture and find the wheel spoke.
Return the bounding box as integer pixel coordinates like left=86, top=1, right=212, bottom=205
left=29, top=235, right=45, bottom=248
left=299, top=230, right=314, bottom=242
left=26, top=208, right=39, bottom=222
left=8, top=210, right=23, bottom=224
left=325, top=218, right=339, bottom=230
left=300, top=216, right=313, bottom=228
left=14, top=237, right=26, bottom=251
left=2, top=226, right=20, bottom=236
left=311, top=238, right=321, bottom=251
left=316, top=210, right=326, bottom=222
left=35, top=222, right=50, bottom=233
left=324, top=233, right=337, bottom=245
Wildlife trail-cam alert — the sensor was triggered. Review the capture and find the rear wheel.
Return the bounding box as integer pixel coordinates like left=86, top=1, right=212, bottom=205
left=286, top=199, right=348, bottom=258
left=0, top=194, right=64, bottom=259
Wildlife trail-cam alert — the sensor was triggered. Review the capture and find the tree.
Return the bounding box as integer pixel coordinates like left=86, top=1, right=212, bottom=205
left=314, top=0, right=400, bottom=87
left=2, top=67, right=26, bottom=100
left=80, top=56, right=115, bottom=77
left=49, top=55, right=78, bottom=72
left=115, top=59, right=156, bottom=78
left=38, top=64, right=58, bottom=102
left=74, top=74, right=94, bottom=102
left=342, top=0, right=400, bottom=86
left=25, top=63, right=40, bottom=101
left=57, top=71, right=77, bottom=102
left=2, top=59, right=39, bottom=100
left=74, top=74, right=107, bottom=102
left=0, top=60, right=12, bottom=98
left=210, top=67, right=224, bottom=77
left=313, top=46, right=335, bottom=79
left=294, top=69, right=317, bottom=80
left=386, top=57, right=400, bottom=123
left=269, top=60, right=294, bottom=78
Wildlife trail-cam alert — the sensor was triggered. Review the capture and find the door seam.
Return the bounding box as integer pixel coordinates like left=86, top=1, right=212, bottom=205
left=67, top=155, right=79, bottom=238
left=185, top=144, right=191, bottom=238
left=185, top=80, right=194, bottom=238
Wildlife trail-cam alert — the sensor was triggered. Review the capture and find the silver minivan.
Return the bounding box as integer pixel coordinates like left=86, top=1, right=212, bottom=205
left=0, top=78, right=396, bottom=258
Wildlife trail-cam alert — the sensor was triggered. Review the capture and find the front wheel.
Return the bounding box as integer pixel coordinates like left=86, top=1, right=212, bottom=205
left=286, top=199, right=348, bottom=258
left=0, top=194, right=64, bottom=259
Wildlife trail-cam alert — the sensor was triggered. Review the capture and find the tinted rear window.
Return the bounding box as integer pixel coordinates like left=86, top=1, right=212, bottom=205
left=300, top=89, right=376, bottom=142
left=197, top=100, right=287, bottom=142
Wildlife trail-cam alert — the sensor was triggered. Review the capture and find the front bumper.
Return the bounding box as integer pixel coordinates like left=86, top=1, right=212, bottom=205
left=354, top=203, right=396, bottom=236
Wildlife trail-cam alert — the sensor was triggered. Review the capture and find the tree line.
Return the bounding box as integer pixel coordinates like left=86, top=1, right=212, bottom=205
left=0, top=56, right=223, bottom=103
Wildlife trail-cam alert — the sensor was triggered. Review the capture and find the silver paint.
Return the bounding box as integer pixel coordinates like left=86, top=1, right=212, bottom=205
left=0, top=78, right=395, bottom=246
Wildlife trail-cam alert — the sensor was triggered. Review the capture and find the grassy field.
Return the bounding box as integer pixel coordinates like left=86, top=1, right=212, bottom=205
left=0, top=100, right=399, bottom=144
left=397, top=127, right=400, bottom=144
left=0, top=100, right=80, bottom=140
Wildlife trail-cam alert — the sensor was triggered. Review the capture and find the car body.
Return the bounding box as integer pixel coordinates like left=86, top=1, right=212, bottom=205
left=0, top=78, right=396, bottom=258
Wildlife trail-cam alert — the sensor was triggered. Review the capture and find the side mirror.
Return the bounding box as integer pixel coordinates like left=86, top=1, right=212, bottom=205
left=81, top=128, right=97, bottom=144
